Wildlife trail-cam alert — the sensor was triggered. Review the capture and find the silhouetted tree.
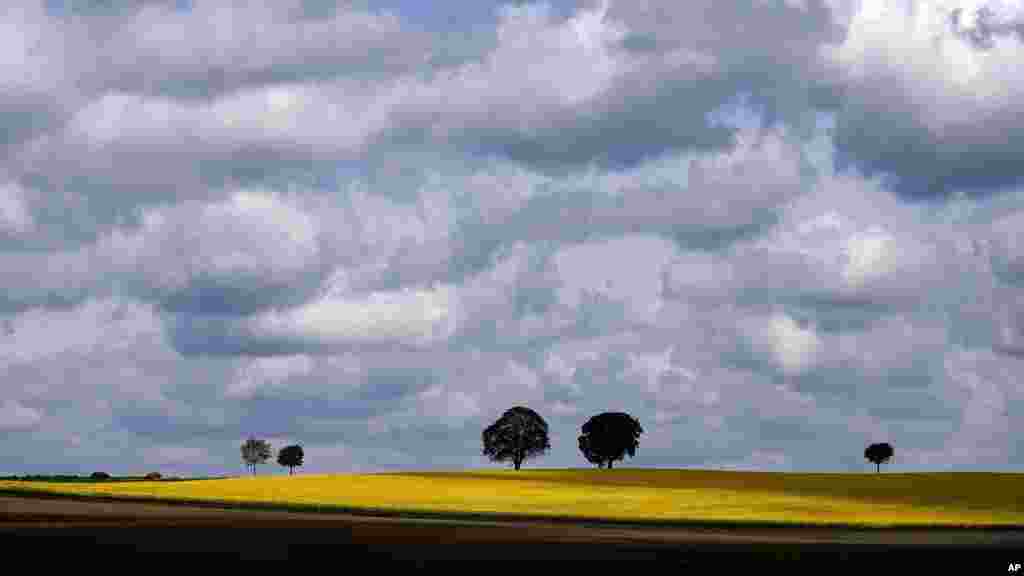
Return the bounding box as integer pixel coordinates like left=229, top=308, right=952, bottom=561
left=864, top=442, right=894, bottom=473
left=482, top=406, right=551, bottom=470
left=241, top=436, right=272, bottom=475
left=578, top=412, right=644, bottom=469
left=277, top=444, right=304, bottom=475
left=90, top=471, right=111, bottom=480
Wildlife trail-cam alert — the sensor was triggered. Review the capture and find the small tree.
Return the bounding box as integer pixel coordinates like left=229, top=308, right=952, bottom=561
left=578, top=412, right=644, bottom=469
left=864, top=442, right=894, bottom=473
left=277, top=445, right=304, bottom=475
left=482, top=406, right=551, bottom=470
left=241, top=436, right=272, bottom=475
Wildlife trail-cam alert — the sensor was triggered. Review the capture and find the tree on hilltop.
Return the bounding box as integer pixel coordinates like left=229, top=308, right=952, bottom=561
left=578, top=412, right=643, bottom=469
left=864, top=442, right=894, bottom=473
left=277, top=444, right=304, bottom=475
left=482, top=406, right=551, bottom=471
left=241, top=437, right=272, bottom=476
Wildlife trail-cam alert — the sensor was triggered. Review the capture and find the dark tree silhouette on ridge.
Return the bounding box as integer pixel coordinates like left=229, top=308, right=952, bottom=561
left=864, top=442, right=894, bottom=473
left=241, top=437, right=272, bottom=476
left=482, top=406, right=551, bottom=470
left=578, top=412, right=643, bottom=469
left=277, top=444, right=304, bottom=475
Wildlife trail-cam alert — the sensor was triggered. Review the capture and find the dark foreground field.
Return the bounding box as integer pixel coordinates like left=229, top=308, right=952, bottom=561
left=2, top=495, right=1021, bottom=568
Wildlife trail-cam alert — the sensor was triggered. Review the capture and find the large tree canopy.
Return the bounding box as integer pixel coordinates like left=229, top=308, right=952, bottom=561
left=482, top=406, right=551, bottom=470
left=578, top=412, right=644, bottom=469
left=277, top=444, right=304, bottom=475
left=241, top=436, right=272, bottom=475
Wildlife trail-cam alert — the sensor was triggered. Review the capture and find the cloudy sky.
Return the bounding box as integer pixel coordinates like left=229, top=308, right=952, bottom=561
left=2, top=0, right=1023, bottom=477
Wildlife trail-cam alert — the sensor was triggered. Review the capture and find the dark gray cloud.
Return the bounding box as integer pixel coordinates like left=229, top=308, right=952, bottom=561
left=385, top=0, right=847, bottom=176
left=460, top=84, right=738, bottom=174
left=0, top=92, right=67, bottom=163
left=831, top=83, right=1024, bottom=199
left=822, top=1, right=1024, bottom=200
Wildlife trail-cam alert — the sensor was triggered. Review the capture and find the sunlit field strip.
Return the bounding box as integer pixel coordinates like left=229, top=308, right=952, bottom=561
left=3, top=469, right=1022, bottom=527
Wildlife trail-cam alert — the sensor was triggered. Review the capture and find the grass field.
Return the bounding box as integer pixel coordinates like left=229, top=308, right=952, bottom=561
left=2, top=469, right=1021, bottom=528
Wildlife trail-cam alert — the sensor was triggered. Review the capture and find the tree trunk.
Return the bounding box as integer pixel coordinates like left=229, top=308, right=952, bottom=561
left=514, top=458, right=521, bottom=470
left=876, top=462, right=880, bottom=473
left=289, top=467, right=293, bottom=475
left=608, top=460, right=613, bottom=469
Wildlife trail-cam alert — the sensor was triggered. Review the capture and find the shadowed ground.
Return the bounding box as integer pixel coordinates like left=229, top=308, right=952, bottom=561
left=1, top=495, right=1020, bottom=567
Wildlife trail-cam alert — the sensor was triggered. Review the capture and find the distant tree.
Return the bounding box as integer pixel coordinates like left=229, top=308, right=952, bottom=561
left=482, top=406, right=551, bottom=470
left=241, top=437, right=272, bottom=475
left=277, top=445, right=305, bottom=475
left=144, top=472, right=162, bottom=481
left=90, top=471, right=111, bottom=480
left=578, top=412, right=644, bottom=469
left=864, top=442, right=894, bottom=473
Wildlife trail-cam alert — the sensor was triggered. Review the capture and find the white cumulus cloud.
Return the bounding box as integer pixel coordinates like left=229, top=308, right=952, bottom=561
left=251, top=283, right=456, bottom=346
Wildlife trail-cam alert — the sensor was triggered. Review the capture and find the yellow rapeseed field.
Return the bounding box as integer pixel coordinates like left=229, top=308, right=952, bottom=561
left=2, top=469, right=1022, bottom=527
